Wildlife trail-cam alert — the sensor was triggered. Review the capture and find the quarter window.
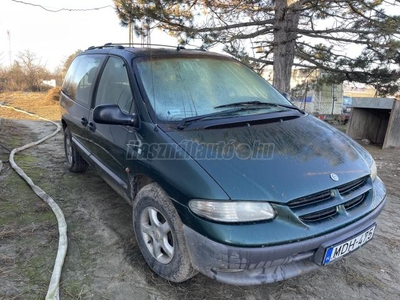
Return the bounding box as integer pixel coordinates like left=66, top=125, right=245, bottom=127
left=95, top=56, right=133, bottom=114
left=62, top=55, right=104, bottom=106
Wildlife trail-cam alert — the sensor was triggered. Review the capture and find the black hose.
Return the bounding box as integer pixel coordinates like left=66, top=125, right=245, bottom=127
left=0, top=143, right=11, bottom=163
left=0, top=143, right=12, bottom=152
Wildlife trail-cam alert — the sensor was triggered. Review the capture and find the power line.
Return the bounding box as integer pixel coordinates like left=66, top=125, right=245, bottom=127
left=11, top=0, right=112, bottom=13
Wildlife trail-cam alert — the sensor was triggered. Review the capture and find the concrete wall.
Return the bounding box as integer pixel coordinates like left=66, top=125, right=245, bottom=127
left=352, top=97, right=394, bottom=109
left=347, top=98, right=400, bottom=149
left=346, top=108, right=390, bottom=144
left=383, top=99, right=400, bottom=149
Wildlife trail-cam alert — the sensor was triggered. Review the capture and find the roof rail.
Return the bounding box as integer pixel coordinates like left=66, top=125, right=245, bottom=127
left=87, top=43, right=125, bottom=50
left=86, top=43, right=207, bottom=52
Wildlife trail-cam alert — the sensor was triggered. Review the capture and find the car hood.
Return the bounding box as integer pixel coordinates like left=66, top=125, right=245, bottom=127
left=165, top=115, right=371, bottom=203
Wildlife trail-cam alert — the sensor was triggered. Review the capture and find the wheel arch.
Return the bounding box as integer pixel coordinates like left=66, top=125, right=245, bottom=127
left=129, top=173, right=154, bottom=205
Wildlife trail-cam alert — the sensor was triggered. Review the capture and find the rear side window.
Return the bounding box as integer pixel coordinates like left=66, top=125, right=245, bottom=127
left=62, top=55, right=104, bottom=106
left=94, top=56, right=133, bottom=113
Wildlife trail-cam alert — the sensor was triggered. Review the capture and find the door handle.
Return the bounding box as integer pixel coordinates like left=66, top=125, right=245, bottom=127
left=88, top=122, right=96, bottom=132
left=81, top=117, right=88, bottom=126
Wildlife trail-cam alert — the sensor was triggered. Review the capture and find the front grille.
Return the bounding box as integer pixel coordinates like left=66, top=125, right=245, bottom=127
left=338, top=177, right=367, bottom=196
left=289, top=176, right=370, bottom=223
left=300, top=207, right=338, bottom=223
left=344, top=193, right=367, bottom=210
left=288, top=190, right=332, bottom=208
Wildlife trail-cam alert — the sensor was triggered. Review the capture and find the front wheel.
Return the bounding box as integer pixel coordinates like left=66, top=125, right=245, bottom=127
left=132, top=183, right=197, bottom=282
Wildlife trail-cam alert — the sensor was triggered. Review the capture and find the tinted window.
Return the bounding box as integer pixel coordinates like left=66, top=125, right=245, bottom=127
left=62, top=55, right=104, bottom=106
left=94, top=56, right=133, bottom=114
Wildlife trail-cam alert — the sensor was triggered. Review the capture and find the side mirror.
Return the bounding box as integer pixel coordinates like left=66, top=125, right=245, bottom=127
left=93, top=104, right=138, bottom=127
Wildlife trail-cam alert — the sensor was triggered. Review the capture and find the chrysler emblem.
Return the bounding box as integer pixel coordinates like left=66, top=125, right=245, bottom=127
left=330, top=173, right=339, bottom=182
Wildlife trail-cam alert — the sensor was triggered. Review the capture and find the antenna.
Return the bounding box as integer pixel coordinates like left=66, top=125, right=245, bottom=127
left=7, top=30, right=12, bottom=65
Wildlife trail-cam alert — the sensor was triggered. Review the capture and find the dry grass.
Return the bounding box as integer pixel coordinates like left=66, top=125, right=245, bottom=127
left=44, top=87, right=61, bottom=102
left=0, top=221, right=57, bottom=240
left=34, top=202, right=51, bottom=213
left=0, top=91, right=61, bottom=121
left=0, top=227, right=17, bottom=239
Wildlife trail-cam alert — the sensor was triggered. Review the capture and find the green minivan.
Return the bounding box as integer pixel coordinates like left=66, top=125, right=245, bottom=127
left=60, top=44, right=386, bottom=285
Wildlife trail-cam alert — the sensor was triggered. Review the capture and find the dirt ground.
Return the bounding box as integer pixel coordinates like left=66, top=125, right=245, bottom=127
left=0, top=93, right=400, bottom=299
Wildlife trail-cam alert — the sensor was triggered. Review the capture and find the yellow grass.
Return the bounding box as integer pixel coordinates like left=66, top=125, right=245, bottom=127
left=0, top=90, right=61, bottom=121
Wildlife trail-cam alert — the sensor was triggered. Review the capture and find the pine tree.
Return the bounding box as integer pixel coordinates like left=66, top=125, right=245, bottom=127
left=113, top=0, right=400, bottom=95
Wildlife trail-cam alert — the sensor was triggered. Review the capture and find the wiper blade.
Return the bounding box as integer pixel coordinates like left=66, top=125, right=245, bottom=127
left=273, top=103, right=305, bottom=114
left=214, top=100, right=264, bottom=109
left=178, top=102, right=304, bottom=130
left=177, top=108, right=243, bottom=130
left=214, top=101, right=304, bottom=114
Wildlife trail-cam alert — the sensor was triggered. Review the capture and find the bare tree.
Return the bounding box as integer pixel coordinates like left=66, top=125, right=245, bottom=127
left=16, top=50, right=50, bottom=91
left=7, top=61, right=25, bottom=91
left=3, top=50, right=50, bottom=92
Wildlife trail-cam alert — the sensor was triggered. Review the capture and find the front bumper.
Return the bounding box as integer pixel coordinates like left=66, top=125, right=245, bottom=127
left=183, top=197, right=386, bottom=286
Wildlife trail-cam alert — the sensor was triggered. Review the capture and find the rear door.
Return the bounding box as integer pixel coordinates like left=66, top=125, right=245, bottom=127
left=61, top=54, right=105, bottom=155
left=86, top=55, right=135, bottom=192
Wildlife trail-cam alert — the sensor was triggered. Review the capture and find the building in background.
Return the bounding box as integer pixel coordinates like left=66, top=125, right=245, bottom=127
left=343, top=82, right=376, bottom=98
left=263, top=68, right=344, bottom=119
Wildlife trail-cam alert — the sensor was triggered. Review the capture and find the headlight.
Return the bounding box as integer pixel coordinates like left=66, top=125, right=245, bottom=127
left=189, top=200, right=275, bottom=223
left=370, top=159, right=377, bottom=181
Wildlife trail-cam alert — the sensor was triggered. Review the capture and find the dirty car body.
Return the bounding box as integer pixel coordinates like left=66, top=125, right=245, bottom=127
left=60, top=45, right=386, bottom=285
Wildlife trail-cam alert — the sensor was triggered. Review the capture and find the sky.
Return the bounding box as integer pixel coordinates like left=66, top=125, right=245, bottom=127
left=0, top=0, right=178, bottom=71
left=1, top=0, right=399, bottom=74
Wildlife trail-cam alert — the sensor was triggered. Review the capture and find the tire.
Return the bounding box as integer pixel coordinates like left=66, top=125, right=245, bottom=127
left=64, top=127, right=88, bottom=173
left=132, top=183, right=197, bottom=282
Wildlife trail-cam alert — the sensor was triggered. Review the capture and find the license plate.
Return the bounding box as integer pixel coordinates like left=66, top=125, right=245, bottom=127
left=322, top=225, right=376, bottom=265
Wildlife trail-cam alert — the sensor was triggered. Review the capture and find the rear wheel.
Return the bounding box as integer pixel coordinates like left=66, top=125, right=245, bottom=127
left=64, top=127, right=88, bottom=173
left=133, top=183, right=197, bottom=282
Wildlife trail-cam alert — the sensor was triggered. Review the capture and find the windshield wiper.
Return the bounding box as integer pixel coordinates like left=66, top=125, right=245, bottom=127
left=178, top=101, right=304, bottom=130
left=214, top=101, right=304, bottom=114
left=177, top=108, right=243, bottom=130
left=214, top=100, right=265, bottom=108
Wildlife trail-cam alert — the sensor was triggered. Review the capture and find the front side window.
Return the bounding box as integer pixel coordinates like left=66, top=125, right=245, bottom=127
left=95, top=56, right=133, bottom=114
left=62, top=55, right=104, bottom=106
left=136, top=57, right=290, bottom=121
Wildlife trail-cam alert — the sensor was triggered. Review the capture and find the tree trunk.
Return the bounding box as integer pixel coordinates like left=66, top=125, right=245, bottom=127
left=273, top=1, right=301, bottom=94
left=129, top=22, right=133, bottom=45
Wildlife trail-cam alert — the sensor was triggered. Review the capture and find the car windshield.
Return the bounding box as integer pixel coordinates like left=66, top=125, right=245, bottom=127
left=136, top=56, right=292, bottom=121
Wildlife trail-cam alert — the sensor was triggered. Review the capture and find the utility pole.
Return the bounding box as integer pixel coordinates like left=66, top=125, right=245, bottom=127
left=128, top=21, right=133, bottom=46
left=331, top=84, right=337, bottom=115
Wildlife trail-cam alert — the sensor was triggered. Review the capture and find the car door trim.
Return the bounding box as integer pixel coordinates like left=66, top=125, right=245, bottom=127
left=72, top=136, right=128, bottom=190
